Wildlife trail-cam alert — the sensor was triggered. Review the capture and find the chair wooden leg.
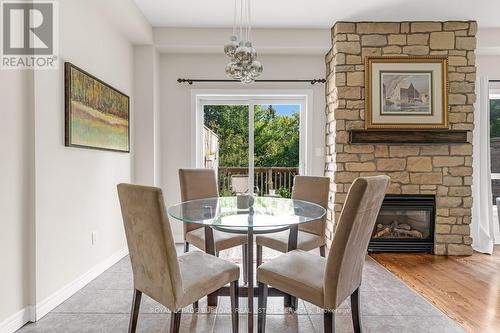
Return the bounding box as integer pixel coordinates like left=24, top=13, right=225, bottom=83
left=230, top=280, right=239, bottom=333
left=257, top=282, right=268, bottom=333
left=128, top=289, right=142, bottom=333
left=351, top=287, right=361, bottom=333
left=290, top=296, right=297, bottom=312
left=284, top=294, right=297, bottom=311
left=169, top=311, right=181, bottom=333
left=207, top=293, right=218, bottom=307
left=323, top=309, right=335, bottom=333
left=284, top=291, right=297, bottom=312
left=242, top=244, right=248, bottom=284
left=184, top=241, right=190, bottom=253
left=319, top=245, right=326, bottom=257
left=256, top=244, right=262, bottom=267
left=284, top=294, right=291, bottom=308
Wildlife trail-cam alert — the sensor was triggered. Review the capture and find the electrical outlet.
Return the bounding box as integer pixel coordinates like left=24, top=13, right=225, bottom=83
left=92, top=231, right=98, bottom=245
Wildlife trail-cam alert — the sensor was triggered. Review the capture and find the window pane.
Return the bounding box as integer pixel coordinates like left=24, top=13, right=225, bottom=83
left=253, top=104, right=300, bottom=197
left=490, top=81, right=500, bottom=203
left=203, top=105, right=249, bottom=196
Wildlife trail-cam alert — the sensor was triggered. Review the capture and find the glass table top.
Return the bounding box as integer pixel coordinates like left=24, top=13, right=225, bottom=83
left=167, top=196, right=326, bottom=229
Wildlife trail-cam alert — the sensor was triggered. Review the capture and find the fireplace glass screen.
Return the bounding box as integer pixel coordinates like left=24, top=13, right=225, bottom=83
left=373, top=209, right=431, bottom=240
left=368, top=195, right=435, bottom=253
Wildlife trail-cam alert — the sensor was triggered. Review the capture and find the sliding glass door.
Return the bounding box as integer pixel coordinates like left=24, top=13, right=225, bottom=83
left=198, top=95, right=306, bottom=197
left=203, top=103, right=250, bottom=196
left=253, top=103, right=300, bottom=197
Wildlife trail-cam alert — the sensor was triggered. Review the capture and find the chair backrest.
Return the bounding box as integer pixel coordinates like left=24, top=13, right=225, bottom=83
left=117, top=184, right=183, bottom=310
left=292, top=176, right=330, bottom=236
left=178, top=168, right=219, bottom=233
left=323, top=176, right=390, bottom=309
left=231, top=175, right=250, bottom=194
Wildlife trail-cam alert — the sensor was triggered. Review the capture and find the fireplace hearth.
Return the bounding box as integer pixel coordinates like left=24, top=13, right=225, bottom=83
left=368, top=195, right=435, bottom=253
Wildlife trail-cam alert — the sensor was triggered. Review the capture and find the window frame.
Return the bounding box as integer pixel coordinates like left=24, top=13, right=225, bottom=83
left=191, top=89, right=313, bottom=188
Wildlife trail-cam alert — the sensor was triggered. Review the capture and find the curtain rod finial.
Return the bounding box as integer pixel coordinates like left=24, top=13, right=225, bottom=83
left=178, top=78, right=194, bottom=85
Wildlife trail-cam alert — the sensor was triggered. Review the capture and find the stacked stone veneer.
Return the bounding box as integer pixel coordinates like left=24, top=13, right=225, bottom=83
left=324, top=21, right=477, bottom=255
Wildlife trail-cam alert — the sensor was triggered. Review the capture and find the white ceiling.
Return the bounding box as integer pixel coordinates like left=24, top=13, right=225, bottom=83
left=133, top=0, right=500, bottom=28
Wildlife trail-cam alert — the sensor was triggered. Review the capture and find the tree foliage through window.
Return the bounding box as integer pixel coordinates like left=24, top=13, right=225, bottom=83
left=204, top=104, right=299, bottom=167
left=490, top=99, right=500, bottom=138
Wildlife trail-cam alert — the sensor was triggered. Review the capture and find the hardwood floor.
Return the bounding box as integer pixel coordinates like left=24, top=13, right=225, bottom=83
left=371, top=246, right=500, bottom=333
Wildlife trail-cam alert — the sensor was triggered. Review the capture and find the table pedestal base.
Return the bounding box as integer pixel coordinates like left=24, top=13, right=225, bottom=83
left=204, top=224, right=301, bottom=332
left=211, top=285, right=288, bottom=297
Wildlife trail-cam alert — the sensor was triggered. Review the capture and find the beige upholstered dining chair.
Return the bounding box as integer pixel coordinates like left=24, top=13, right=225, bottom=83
left=179, top=169, right=248, bottom=283
left=117, top=184, right=240, bottom=333
left=255, top=175, right=330, bottom=267
left=256, top=175, right=390, bottom=333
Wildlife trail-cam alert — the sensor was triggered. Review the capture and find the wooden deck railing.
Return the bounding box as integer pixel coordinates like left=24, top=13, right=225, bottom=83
left=218, top=166, right=299, bottom=196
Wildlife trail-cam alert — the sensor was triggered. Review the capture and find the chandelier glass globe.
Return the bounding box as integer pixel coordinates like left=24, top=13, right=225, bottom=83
left=249, top=60, right=263, bottom=77
left=248, top=46, right=257, bottom=61
left=241, top=75, right=254, bottom=84
left=223, top=0, right=262, bottom=83
left=224, top=36, right=239, bottom=57
left=226, top=62, right=243, bottom=79
left=234, top=45, right=252, bottom=65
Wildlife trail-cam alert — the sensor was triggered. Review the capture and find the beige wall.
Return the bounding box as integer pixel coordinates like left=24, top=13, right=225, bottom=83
left=33, top=0, right=138, bottom=304
left=133, top=45, right=161, bottom=186
left=159, top=53, right=327, bottom=240
left=0, top=71, right=35, bottom=324
left=477, top=55, right=500, bottom=78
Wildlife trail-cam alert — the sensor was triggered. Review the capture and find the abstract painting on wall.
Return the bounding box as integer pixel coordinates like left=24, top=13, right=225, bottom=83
left=365, top=56, right=448, bottom=129
left=64, top=62, right=130, bottom=152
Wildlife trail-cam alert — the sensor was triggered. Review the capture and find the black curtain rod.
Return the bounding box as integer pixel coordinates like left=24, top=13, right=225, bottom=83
left=177, top=78, right=326, bottom=85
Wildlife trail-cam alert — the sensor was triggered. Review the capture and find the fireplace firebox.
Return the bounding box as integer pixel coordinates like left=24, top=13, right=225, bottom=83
left=368, top=195, right=435, bottom=253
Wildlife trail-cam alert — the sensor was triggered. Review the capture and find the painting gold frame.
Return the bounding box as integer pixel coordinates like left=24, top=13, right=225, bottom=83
left=365, top=56, right=448, bottom=130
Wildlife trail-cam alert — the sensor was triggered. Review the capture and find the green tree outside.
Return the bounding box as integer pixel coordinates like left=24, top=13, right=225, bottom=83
left=490, top=99, right=500, bottom=138
left=203, top=104, right=299, bottom=167
left=204, top=105, right=250, bottom=167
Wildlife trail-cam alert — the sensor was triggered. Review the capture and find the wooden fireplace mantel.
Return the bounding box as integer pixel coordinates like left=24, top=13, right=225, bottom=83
left=348, top=130, right=468, bottom=144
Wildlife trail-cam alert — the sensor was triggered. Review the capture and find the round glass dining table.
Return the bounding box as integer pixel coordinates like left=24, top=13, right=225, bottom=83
left=168, top=196, right=326, bottom=332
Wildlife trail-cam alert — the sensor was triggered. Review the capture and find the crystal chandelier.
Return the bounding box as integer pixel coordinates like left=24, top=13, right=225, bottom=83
left=224, top=0, right=263, bottom=84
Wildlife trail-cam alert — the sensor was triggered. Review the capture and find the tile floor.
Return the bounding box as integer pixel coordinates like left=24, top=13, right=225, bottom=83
left=18, top=246, right=464, bottom=333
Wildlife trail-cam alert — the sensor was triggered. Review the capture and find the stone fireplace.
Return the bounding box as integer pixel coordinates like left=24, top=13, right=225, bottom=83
left=324, top=21, right=476, bottom=255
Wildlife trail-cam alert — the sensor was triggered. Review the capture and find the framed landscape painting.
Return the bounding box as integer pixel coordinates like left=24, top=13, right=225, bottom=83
left=65, top=62, right=130, bottom=152
left=365, top=56, right=448, bottom=129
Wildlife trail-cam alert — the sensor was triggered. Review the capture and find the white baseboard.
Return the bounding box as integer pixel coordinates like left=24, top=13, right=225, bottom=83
left=0, top=248, right=129, bottom=333
left=35, top=247, right=129, bottom=321
left=0, top=306, right=34, bottom=333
